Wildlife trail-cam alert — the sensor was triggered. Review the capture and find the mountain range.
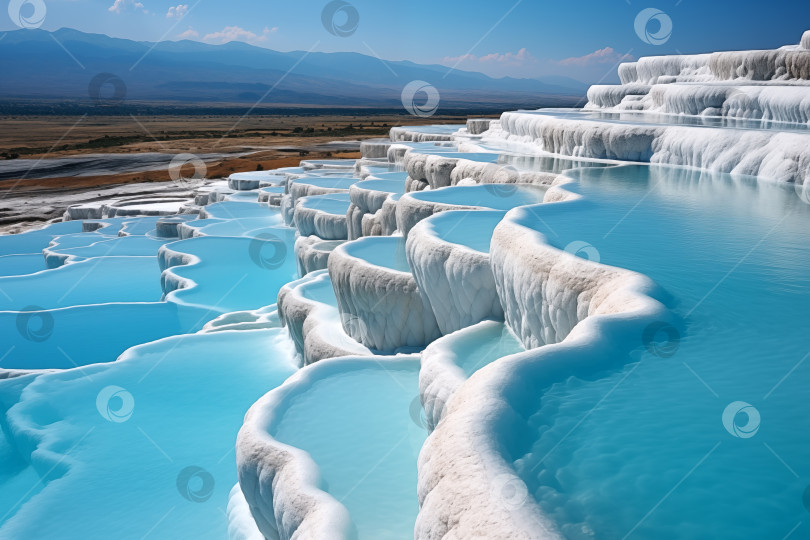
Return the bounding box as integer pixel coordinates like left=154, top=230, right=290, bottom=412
left=0, top=28, right=587, bottom=110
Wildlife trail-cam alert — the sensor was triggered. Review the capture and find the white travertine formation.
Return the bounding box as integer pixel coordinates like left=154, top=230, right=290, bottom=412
left=294, top=236, right=344, bottom=276
left=585, top=83, right=652, bottom=109
left=328, top=237, right=441, bottom=352
left=228, top=31, right=810, bottom=540
left=450, top=159, right=560, bottom=187
left=396, top=183, right=547, bottom=237
left=418, top=320, right=521, bottom=432
left=359, top=138, right=392, bottom=158
left=236, top=364, right=355, bottom=540
left=487, top=112, right=810, bottom=184
left=466, top=118, right=493, bottom=135
left=287, top=178, right=352, bottom=203
left=396, top=191, right=481, bottom=237
left=293, top=194, right=350, bottom=240
left=406, top=210, right=504, bottom=335
left=237, top=356, right=418, bottom=540
left=586, top=33, right=810, bottom=123
left=416, top=185, right=672, bottom=539
left=390, top=126, right=461, bottom=142
left=346, top=178, right=404, bottom=240
left=403, top=151, right=461, bottom=189
left=226, top=484, right=265, bottom=540
left=277, top=270, right=372, bottom=364
left=228, top=172, right=286, bottom=191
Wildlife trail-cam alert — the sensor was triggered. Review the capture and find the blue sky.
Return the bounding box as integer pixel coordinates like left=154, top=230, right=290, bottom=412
left=4, top=0, right=809, bottom=82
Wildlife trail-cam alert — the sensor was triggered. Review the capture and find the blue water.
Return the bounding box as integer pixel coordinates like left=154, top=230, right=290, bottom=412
left=0, top=254, right=46, bottom=276
left=161, top=232, right=297, bottom=313
left=512, top=164, right=810, bottom=539
left=0, top=221, right=83, bottom=255
left=0, top=257, right=163, bottom=310
left=298, top=193, right=352, bottom=215
left=0, top=328, right=297, bottom=539
left=2, top=118, right=808, bottom=540
left=272, top=357, right=424, bottom=539
left=427, top=210, right=505, bottom=254
left=353, top=177, right=406, bottom=195
left=291, top=177, right=356, bottom=191
left=410, top=183, right=546, bottom=211
left=343, top=236, right=410, bottom=273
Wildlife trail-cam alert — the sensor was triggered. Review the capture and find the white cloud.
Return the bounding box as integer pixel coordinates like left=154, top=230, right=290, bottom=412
left=202, top=25, right=277, bottom=45
left=108, top=0, right=147, bottom=14
left=176, top=27, right=199, bottom=39
left=166, top=4, right=188, bottom=19
left=558, top=47, right=634, bottom=67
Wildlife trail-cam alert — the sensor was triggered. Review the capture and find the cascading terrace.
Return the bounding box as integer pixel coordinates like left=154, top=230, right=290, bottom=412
left=1, top=31, right=810, bottom=540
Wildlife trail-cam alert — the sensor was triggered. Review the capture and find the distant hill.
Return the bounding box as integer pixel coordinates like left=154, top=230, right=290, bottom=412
left=0, top=28, right=586, bottom=110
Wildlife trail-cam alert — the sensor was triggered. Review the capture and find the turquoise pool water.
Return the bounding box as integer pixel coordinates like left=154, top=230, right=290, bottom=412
left=272, top=357, right=424, bottom=539
left=427, top=210, right=505, bottom=254
left=512, top=164, right=810, bottom=539
left=291, top=177, right=356, bottom=190
left=0, top=254, right=46, bottom=276
left=343, top=236, right=410, bottom=273
left=410, top=183, right=546, bottom=210
left=298, top=193, right=352, bottom=215
left=0, top=328, right=297, bottom=539
left=353, top=177, right=406, bottom=195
